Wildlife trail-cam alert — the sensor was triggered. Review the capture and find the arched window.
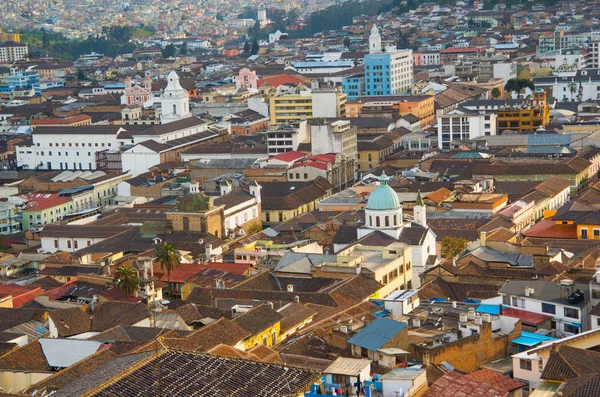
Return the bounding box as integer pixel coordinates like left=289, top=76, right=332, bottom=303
left=173, top=104, right=177, bottom=114
left=385, top=216, right=390, bottom=227
left=376, top=217, right=381, bottom=227
left=369, top=216, right=373, bottom=226
left=393, top=215, right=397, bottom=225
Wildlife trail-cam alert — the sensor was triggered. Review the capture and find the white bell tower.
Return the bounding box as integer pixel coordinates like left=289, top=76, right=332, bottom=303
left=414, top=191, right=427, bottom=228
left=369, top=24, right=382, bottom=54
left=160, top=71, right=192, bottom=124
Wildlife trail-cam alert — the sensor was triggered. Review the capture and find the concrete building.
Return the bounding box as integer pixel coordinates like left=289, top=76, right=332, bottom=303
left=269, top=89, right=346, bottom=125
left=309, top=119, right=358, bottom=159
left=0, top=42, right=28, bottom=62
left=364, top=25, right=413, bottom=96
left=437, top=108, right=497, bottom=150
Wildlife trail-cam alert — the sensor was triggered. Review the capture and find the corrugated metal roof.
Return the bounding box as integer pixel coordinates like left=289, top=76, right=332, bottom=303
left=39, top=338, right=103, bottom=368
left=324, top=357, right=371, bottom=376
left=347, top=317, right=407, bottom=351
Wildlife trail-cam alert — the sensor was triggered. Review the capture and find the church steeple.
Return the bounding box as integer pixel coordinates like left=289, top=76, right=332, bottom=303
left=160, top=71, right=192, bottom=124
left=369, top=24, right=382, bottom=54
left=414, top=191, right=426, bottom=228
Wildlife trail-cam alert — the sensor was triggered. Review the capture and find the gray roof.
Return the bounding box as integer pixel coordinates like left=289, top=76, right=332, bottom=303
left=499, top=280, right=590, bottom=307
left=191, top=158, right=260, bottom=169
left=347, top=317, right=407, bottom=351
left=462, top=245, right=533, bottom=267
left=275, top=252, right=339, bottom=273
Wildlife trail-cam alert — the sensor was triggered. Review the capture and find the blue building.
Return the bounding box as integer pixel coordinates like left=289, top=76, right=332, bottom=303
left=342, top=73, right=364, bottom=99
left=6, top=71, right=40, bottom=89
left=363, top=25, right=413, bottom=96
left=33, top=81, right=65, bottom=94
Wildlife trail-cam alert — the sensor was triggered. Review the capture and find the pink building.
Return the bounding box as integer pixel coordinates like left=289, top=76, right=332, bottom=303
left=237, top=68, right=257, bottom=90
left=123, top=76, right=153, bottom=106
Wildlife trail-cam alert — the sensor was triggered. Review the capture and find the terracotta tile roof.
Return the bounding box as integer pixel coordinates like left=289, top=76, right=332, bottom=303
left=260, top=177, right=333, bottom=211
left=18, top=193, right=72, bottom=211
left=419, top=277, right=501, bottom=301
left=25, top=350, right=117, bottom=394
left=426, top=371, right=508, bottom=397
left=425, top=187, right=453, bottom=204
left=175, top=303, right=230, bottom=325
left=560, top=373, right=600, bottom=397
left=541, top=345, right=600, bottom=381
left=0, top=285, right=43, bottom=308
left=465, top=369, right=525, bottom=392
left=162, top=318, right=251, bottom=352
left=48, top=302, right=150, bottom=337
left=522, top=218, right=578, bottom=239
left=206, top=343, right=259, bottom=360
left=258, top=74, right=307, bottom=88
left=232, top=304, right=283, bottom=335
left=278, top=302, right=318, bottom=333
left=85, top=350, right=320, bottom=397
left=0, top=340, right=51, bottom=372
left=247, top=344, right=283, bottom=363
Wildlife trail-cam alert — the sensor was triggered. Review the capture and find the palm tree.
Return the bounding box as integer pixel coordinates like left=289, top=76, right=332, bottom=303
left=113, top=266, right=139, bottom=299
left=155, top=242, right=181, bottom=298
left=568, top=81, right=577, bottom=102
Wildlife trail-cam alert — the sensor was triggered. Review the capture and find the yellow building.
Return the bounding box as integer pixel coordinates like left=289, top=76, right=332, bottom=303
left=269, top=90, right=346, bottom=125
left=357, top=134, right=395, bottom=172
left=497, top=90, right=550, bottom=133
left=232, top=304, right=282, bottom=349
left=261, top=178, right=333, bottom=225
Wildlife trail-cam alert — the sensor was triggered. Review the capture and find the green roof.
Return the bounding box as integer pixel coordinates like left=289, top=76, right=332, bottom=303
left=366, top=172, right=402, bottom=210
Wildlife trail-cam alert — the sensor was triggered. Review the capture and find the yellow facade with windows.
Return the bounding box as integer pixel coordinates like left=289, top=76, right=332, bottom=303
left=241, top=321, right=281, bottom=349
left=497, top=91, right=550, bottom=133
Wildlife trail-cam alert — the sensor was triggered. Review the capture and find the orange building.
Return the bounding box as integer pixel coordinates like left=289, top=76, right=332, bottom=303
left=346, top=95, right=435, bottom=127
left=224, top=48, right=240, bottom=57
left=30, top=115, right=92, bottom=130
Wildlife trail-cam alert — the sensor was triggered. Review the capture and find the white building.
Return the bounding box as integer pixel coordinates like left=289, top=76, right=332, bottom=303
left=355, top=175, right=436, bottom=286
left=0, top=43, right=28, bottom=63
left=265, top=122, right=309, bottom=155
left=17, top=125, right=123, bottom=170
left=160, top=71, right=192, bottom=124
left=500, top=279, right=591, bottom=335
left=437, top=108, right=497, bottom=150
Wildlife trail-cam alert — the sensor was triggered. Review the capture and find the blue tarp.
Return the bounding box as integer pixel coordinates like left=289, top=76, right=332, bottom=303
left=476, top=304, right=501, bottom=315
left=429, top=298, right=446, bottom=302
left=464, top=299, right=481, bottom=304
left=512, top=332, right=558, bottom=347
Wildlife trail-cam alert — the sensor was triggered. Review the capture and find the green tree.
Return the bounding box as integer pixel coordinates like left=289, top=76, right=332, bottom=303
left=42, top=30, right=50, bottom=48
left=243, top=40, right=251, bottom=56
left=162, top=43, right=176, bottom=58
left=440, top=236, right=469, bottom=259
left=216, top=12, right=224, bottom=21
left=251, top=39, right=259, bottom=55
left=155, top=242, right=181, bottom=298
left=180, top=41, right=188, bottom=55
left=113, top=266, right=139, bottom=298
left=505, top=78, right=535, bottom=98
left=568, top=81, right=577, bottom=101
left=343, top=36, right=351, bottom=48
left=491, top=87, right=501, bottom=99
left=77, top=69, right=86, bottom=81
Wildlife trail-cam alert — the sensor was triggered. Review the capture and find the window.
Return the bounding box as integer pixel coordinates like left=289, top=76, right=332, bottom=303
left=74, top=240, right=78, bottom=249
left=564, top=323, right=580, bottom=334
left=502, top=295, right=510, bottom=305
left=266, top=213, right=270, bottom=222
left=304, top=173, right=308, bottom=179
left=278, top=212, right=283, bottom=222
left=564, top=307, right=579, bottom=319
left=376, top=217, right=381, bottom=227
left=595, top=229, right=600, bottom=239
left=67, top=240, right=71, bottom=249
left=385, top=216, right=390, bottom=227
left=520, top=359, right=532, bottom=371
left=581, top=228, right=588, bottom=239
left=512, top=297, right=525, bottom=308
left=542, top=303, right=556, bottom=314
left=54, top=239, right=58, bottom=248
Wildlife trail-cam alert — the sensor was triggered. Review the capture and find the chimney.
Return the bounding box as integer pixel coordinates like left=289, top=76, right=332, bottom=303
left=287, top=284, right=294, bottom=292
left=266, top=302, right=274, bottom=309
left=525, top=286, right=530, bottom=296
left=480, top=231, right=487, bottom=247
left=205, top=243, right=212, bottom=262
left=356, top=264, right=361, bottom=275
left=294, top=295, right=300, bottom=303
left=216, top=278, right=224, bottom=289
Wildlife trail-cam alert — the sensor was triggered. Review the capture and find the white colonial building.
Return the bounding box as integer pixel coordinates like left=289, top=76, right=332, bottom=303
left=357, top=173, right=436, bottom=287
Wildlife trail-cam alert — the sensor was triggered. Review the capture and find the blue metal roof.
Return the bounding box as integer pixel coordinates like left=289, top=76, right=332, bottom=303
left=475, top=304, right=501, bottom=315
left=527, top=134, right=573, bottom=146
left=347, top=318, right=407, bottom=351
left=512, top=332, right=557, bottom=347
